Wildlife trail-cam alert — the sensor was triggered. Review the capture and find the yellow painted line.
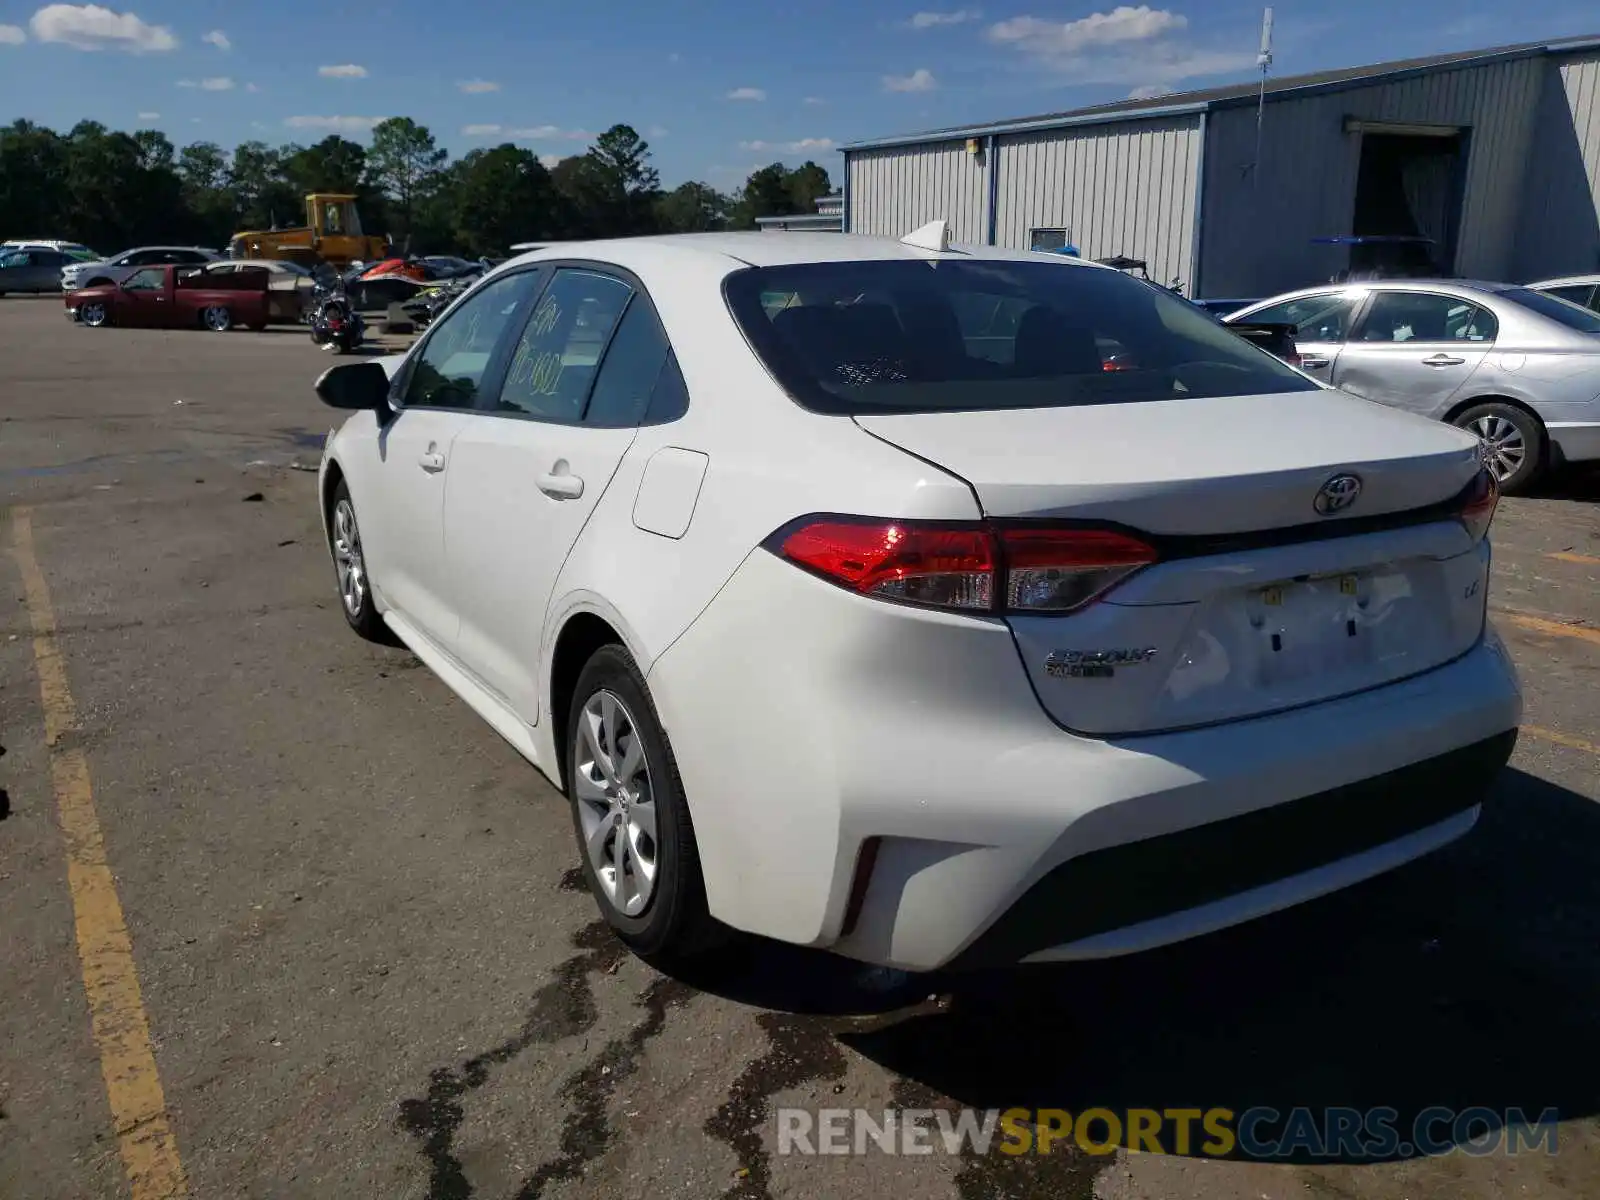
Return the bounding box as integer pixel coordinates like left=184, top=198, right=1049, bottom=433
left=1493, top=609, right=1600, bottom=648
left=1522, top=725, right=1600, bottom=758
left=1548, top=551, right=1600, bottom=568
left=10, top=509, right=189, bottom=1200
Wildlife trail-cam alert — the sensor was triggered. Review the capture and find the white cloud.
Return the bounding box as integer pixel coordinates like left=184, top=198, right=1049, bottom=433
left=201, top=29, right=229, bottom=50
left=29, top=4, right=177, bottom=52
left=803, top=95, right=826, bottom=105
left=668, top=51, right=681, bottom=63
left=1128, top=83, right=1172, bottom=99
left=987, top=7, right=1253, bottom=86
left=883, top=68, right=937, bottom=92
left=507, top=124, right=593, bottom=140
left=137, top=110, right=159, bottom=119
left=739, top=137, right=836, bottom=153
left=318, top=63, right=367, bottom=78
left=245, top=82, right=259, bottom=92
left=908, top=9, right=980, bottom=28
left=0, top=23, right=25, bottom=43
left=177, top=76, right=234, bottom=90
left=726, top=86, right=766, bottom=101
left=457, top=78, right=500, bottom=93
left=283, top=115, right=383, bottom=132
left=538, top=154, right=561, bottom=169
left=648, top=124, right=668, bottom=137
left=461, top=123, right=502, bottom=136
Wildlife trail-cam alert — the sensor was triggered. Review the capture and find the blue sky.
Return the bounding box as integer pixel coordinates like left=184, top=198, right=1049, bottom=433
left=0, top=1, right=1596, bottom=192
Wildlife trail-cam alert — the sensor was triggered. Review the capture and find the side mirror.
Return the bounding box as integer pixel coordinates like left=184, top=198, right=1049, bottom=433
left=316, top=361, right=390, bottom=410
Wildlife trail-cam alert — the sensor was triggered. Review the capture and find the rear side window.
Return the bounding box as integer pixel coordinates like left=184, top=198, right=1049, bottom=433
left=1540, top=284, right=1595, bottom=309
left=583, top=298, right=670, bottom=427
left=724, top=260, right=1319, bottom=415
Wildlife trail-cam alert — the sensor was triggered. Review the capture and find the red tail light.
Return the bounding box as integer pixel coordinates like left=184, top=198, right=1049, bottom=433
left=773, top=519, right=1157, bottom=615
left=1458, top=466, right=1499, bottom=545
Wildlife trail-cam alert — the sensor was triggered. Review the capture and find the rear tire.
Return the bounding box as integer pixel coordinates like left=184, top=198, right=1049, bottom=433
left=565, top=645, right=723, bottom=965
left=200, top=305, right=232, bottom=332
left=1452, top=401, right=1545, bottom=495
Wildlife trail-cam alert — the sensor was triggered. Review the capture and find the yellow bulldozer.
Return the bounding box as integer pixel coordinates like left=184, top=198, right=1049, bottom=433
left=229, top=194, right=389, bottom=268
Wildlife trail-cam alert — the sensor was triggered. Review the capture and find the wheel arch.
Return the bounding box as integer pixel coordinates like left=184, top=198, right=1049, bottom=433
left=547, top=611, right=629, bottom=795
left=1442, top=392, right=1547, bottom=430
left=319, top=457, right=346, bottom=551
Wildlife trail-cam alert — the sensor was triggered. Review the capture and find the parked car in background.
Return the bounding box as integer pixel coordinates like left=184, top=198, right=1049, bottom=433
left=2, top=238, right=98, bottom=257
left=60, top=245, right=221, bottom=292
left=0, top=247, right=77, bottom=294
left=201, top=259, right=315, bottom=324
left=1192, top=298, right=1262, bottom=319
left=312, top=232, right=1518, bottom=972
left=66, top=263, right=270, bottom=331
left=1525, top=275, right=1600, bottom=314
left=1226, top=280, right=1600, bottom=493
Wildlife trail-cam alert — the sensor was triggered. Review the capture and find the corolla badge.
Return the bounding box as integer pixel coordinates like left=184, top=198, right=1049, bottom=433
left=1313, top=473, right=1362, bottom=516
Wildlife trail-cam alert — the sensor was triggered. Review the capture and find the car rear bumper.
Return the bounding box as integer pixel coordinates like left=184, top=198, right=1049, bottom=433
left=1548, top=420, right=1600, bottom=464
left=647, top=550, right=1523, bottom=972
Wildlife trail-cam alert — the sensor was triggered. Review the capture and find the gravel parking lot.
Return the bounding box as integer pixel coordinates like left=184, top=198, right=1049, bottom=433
left=2, top=295, right=1598, bottom=1200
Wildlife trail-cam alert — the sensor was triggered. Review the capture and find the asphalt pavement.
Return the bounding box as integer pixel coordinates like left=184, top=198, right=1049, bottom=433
left=1, top=296, right=1597, bottom=1200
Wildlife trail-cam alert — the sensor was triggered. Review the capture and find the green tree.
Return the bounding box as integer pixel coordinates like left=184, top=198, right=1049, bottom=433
left=366, top=117, right=447, bottom=237
left=730, top=162, right=794, bottom=229
left=282, top=135, right=367, bottom=194
left=787, top=161, right=833, bottom=212
left=0, top=121, right=70, bottom=242
left=132, top=130, right=174, bottom=172
left=655, top=181, right=730, bottom=232
left=580, top=125, right=662, bottom=234
left=451, top=144, right=563, bottom=255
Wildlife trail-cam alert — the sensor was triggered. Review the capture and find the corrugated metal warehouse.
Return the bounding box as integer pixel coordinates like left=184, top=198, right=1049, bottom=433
left=841, top=37, right=1600, bottom=300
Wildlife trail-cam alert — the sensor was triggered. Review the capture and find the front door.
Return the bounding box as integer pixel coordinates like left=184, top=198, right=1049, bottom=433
left=445, top=267, right=670, bottom=724
left=362, top=268, right=549, bottom=654
left=115, top=267, right=171, bottom=327
left=1233, top=290, right=1366, bottom=384
left=1332, top=290, right=1496, bottom=419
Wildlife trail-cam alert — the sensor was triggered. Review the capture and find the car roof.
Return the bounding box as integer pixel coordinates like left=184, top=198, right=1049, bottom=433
left=500, top=230, right=1117, bottom=274
left=1236, top=279, right=1518, bottom=307
left=1526, top=275, right=1600, bottom=288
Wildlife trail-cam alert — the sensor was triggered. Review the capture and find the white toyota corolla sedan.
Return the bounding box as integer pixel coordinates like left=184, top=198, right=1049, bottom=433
left=313, top=228, right=1522, bottom=973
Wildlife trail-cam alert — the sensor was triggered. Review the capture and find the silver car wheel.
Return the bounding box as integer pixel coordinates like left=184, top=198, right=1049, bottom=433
left=80, top=302, right=108, bottom=327
left=1470, top=414, right=1526, bottom=483
left=573, top=690, right=657, bottom=917
left=331, top=498, right=367, bottom=617
left=201, top=305, right=231, bottom=332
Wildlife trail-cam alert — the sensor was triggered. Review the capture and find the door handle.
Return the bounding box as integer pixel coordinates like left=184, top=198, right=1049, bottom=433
left=1422, top=354, right=1466, bottom=367
left=1299, top=354, right=1330, bottom=368
left=537, top=469, right=585, bottom=500
left=418, top=450, right=446, bottom=472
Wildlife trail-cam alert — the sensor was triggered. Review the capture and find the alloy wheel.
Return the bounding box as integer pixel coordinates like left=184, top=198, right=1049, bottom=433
left=80, top=302, right=107, bottom=327
left=202, top=306, right=231, bottom=332
left=331, top=498, right=367, bottom=618
left=573, top=690, right=658, bottom=916
left=1470, top=414, right=1526, bottom=484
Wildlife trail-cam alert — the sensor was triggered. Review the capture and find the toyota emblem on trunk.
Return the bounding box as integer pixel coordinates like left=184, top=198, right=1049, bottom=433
left=1313, top=473, right=1362, bottom=515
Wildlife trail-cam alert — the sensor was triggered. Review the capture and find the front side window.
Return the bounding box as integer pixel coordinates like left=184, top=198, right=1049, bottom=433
left=0, top=251, right=25, bottom=268
left=1242, top=293, right=1363, bottom=342
left=124, top=268, right=165, bottom=291
left=402, top=270, right=545, bottom=410
left=1357, top=292, right=1497, bottom=343
left=724, top=259, right=1320, bottom=416
left=497, top=270, right=633, bottom=421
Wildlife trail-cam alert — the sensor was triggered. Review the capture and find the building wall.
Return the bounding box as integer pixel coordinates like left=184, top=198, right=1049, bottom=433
left=1198, top=56, right=1546, bottom=298
left=1516, top=52, right=1600, bottom=280
left=991, top=115, right=1204, bottom=289
left=845, top=140, right=988, bottom=243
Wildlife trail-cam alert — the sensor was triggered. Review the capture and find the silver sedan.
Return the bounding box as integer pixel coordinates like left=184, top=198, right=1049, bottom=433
left=1226, top=280, right=1600, bottom=493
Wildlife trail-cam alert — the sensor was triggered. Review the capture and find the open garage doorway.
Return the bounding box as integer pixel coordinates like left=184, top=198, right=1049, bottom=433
left=1346, top=125, right=1466, bottom=278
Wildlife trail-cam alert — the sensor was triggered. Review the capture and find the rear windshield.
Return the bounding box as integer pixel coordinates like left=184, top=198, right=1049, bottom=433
left=1503, top=286, right=1600, bottom=333
left=724, top=259, right=1320, bottom=415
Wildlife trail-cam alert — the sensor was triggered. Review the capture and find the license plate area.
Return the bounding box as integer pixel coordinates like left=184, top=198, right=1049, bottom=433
left=1250, top=571, right=1376, bottom=687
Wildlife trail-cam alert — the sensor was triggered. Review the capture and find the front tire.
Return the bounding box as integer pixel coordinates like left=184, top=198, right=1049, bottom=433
left=79, top=301, right=108, bottom=327
left=329, top=482, right=388, bottom=641
left=566, top=645, right=720, bottom=963
left=1453, top=401, right=1545, bottom=495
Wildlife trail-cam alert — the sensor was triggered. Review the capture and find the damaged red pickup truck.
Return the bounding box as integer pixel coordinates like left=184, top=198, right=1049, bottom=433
left=65, top=264, right=272, bottom=332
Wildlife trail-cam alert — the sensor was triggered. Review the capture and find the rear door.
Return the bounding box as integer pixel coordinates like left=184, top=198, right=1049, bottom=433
left=1232, top=290, right=1366, bottom=384
left=444, top=265, right=669, bottom=723
left=1331, top=290, right=1498, bottom=419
